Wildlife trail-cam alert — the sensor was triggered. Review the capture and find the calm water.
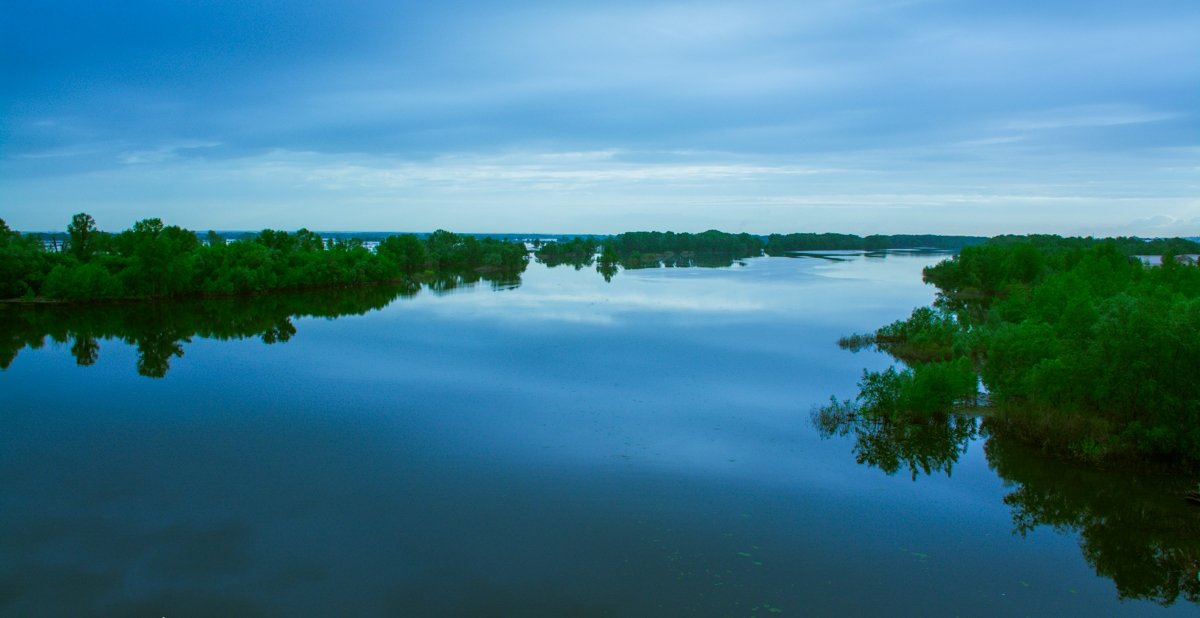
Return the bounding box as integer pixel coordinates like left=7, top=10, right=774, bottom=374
left=2, top=255, right=1197, bottom=616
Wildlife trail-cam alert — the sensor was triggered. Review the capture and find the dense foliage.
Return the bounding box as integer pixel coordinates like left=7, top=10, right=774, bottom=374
left=606, top=230, right=763, bottom=256
left=985, top=234, right=1200, bottom=256
left=837, top=236, right=1200, bottom=464
left=535, top=236, right=599, bottom=268
left=535, top=230, right=763, bottom=277
left=0, top=215, right=528, bottom=301
left=0, top=218, right=53, bottom=299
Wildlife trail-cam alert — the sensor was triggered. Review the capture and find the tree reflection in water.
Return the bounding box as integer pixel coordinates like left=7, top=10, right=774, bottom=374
left=812, top=400, right=978, bottom=480
left=0, top=282, right=426, bottom=378
left=814, top=403, right=1200, bottom=606
left=986, top=437, right=1200, bottom=606
left=537, top=251, right=744, bottom=283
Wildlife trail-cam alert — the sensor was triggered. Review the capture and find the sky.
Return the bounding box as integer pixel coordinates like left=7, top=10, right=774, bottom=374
left=2, top=0, right=1198, bottom=236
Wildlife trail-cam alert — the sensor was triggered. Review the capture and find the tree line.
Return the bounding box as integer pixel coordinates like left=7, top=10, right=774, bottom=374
left=764, top=233, right=989, bottom=253
left=536, top=230, right=765, bottom=267
left=536, top=231, right=994, bottom=269
left=0, top=214, right=528, bottom=301
left=7, top=215, right=1198, bottom=301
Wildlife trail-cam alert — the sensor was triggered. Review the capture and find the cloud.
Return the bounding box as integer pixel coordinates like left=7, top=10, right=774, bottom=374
left=119, top=141, right=223, bottom=165
left=1118, top=214, right=1200, bottom=237
left=2, top=1, right=1199, bottom=234
left=950, top=136, right=1027, bottom=148
left=1001, top=104, right=1180, bottom=131
left=4, top=143, right=1197, bottom=238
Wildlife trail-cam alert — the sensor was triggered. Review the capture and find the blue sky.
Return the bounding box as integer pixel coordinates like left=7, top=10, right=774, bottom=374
left=2, top=0, right=1197, bottom=235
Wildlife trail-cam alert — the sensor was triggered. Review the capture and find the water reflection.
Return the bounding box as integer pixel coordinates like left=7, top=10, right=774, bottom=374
left=6, top=254, right=1193, bottom=615
left=815, top=408, right=1200, bottom=606
left=536, top=253, right=618, bottom=281
left=596, top=262, right=618, bottom=282
left=3, top=255, right=922, bottom=377
left=427, top=272, right=522, bottom=295
left=812, top=403, right=978, bottom=480
left=620, top=253, right=744, bottom=269
left=785, top=248, right=955, bottom=263
left=0, top=283, right=420, bottom=377
left=986, top=438, right=1200, bottom=606
left=538, top=252, right=746, bottom=282
left=536, top=254, right=595, bottom=270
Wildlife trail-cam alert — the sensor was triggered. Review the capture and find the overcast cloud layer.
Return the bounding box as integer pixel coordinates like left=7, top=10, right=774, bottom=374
left=2, top=0, right=1198, bottom=235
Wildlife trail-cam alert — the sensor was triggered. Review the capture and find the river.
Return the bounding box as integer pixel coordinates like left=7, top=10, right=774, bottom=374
left=2, top=253, right=1196, bottom=616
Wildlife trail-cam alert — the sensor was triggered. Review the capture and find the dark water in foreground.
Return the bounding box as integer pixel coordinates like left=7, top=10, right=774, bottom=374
left=2, top=255, right=1197, bottom=616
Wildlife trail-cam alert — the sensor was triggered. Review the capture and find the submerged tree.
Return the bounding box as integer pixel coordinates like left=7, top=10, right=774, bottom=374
left=832, top=238, right=1200, bottom=464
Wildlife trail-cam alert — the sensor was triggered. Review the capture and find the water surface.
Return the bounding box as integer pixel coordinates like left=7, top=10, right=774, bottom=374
left=2, top=255, right=1196, bottom=616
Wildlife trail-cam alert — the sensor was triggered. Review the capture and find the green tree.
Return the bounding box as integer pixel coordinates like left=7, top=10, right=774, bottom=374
left=864, top=234, right=890, bottom=251
left=0, top=218, right=55, bottom=298
left=67, top=212, right=98, bottom=262
left=840, top=238, right=1200, bottom=464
